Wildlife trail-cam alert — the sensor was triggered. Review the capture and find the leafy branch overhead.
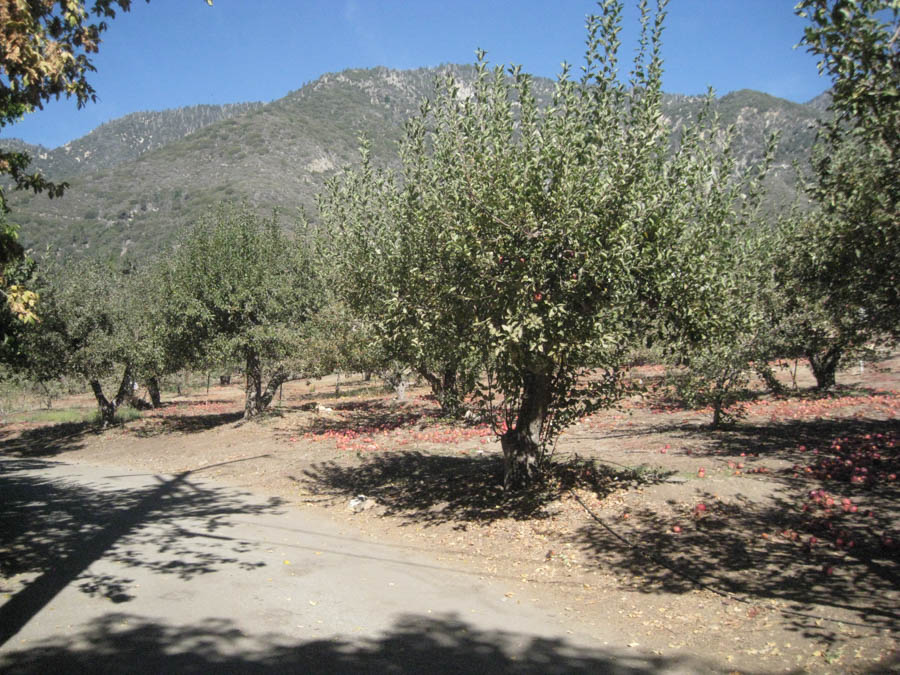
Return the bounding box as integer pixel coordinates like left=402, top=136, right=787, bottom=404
left=0, top=0, right=212, bottom=210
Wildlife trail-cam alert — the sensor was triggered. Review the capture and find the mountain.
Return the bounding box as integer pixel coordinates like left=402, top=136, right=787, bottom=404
left=3, top=102, right=264, bottom=180
left=1, top=66, right=826, bottom=261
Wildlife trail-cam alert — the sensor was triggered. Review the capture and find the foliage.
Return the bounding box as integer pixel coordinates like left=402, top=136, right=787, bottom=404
left=769, top=210, right=890, bottom=389
left=664, top=135, right=780, bottom=426
left=795, top=0, right=899, bottom=341
left=319, top=141, right=482, bottom=416
left=298, top=299, right=386, bottom=380
left=16, top=259, right=139, bottom=425
left=0, top=215, right=38, bottom=333
left=322, top=0, right=758, bottom=487
left=163, top=203, right=320, bottom=418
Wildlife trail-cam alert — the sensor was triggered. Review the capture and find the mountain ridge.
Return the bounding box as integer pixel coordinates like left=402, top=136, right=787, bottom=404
left=0, top=65, right=827, bottom=261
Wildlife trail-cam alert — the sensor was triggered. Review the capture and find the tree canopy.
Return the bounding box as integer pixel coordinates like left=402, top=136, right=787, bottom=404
left=163, top=203, right=320, bottom=418
left=321, top=0, right=766, bottom=487
left=796, top=0, right=899, bottom=335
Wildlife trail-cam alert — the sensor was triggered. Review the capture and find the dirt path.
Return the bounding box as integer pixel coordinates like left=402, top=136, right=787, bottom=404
left=2, top=357, right=898, bottom=673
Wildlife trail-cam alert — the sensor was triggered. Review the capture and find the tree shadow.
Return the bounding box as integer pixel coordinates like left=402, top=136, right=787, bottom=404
left=132, top=411, right=244, bottom=436
left=292, top=399, right=443, bottom=438
left=0, top=611, right=721, bottom=674
left=302, top=452, right=670, bottom=525
left=0, top=457, right=283, bottom=646
left=273, top=380, right=392, bottom=411
left=567, top=475, right=900, bottom=644
left=691, top=417, right=900, bottom=460
left=0, top=421, right=97, bottom=457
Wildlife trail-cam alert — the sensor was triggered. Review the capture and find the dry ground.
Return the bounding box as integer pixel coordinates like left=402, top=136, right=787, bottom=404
left=2, top=356, right=898, bottom=674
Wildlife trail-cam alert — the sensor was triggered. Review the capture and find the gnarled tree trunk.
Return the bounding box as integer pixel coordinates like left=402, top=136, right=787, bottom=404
left=807, top=346, right=842, bottom=390
left=382, top=367, right=410, bottom=402
left=243, top=351, right=288, bottom=419
left=419, top=365, right=464, bottom=417
left=500, top=370, right=552, bottom=489
left=147, top=376, right=162, bottom=408
left=90, top=366, right=135, bottom=427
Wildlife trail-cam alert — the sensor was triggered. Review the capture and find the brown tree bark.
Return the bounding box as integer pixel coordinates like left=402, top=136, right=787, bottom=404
left=90, top=366, right=135, bottom=427
left=243, top=351, right=288, bottom=419
left=500, top=370, right=552, bottom=489
left=147, top=376, right=162, bottom=408
left=808, top=346, right=842, bottom=390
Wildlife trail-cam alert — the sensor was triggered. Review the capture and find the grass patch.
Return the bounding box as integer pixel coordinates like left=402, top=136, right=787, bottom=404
left=5, top=405, right=143, bottom=426
left=89, top=405, right=143, bottom=425
left=6, top=408, right=94, bottom=425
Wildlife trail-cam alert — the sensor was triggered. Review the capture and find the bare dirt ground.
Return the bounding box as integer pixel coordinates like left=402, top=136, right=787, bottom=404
left=2, top=356, right=898, bottom=674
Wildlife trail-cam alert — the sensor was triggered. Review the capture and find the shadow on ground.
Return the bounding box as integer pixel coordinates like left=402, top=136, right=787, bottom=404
left=0, top=611, right=721, bottom=675
left=0, top=422, right=97, bottom=457
left=568, top=466, right=900, bottom=646
left=0, top=457, right=283, bottom=646
left=302, top=452, right=670, bottom=525
left=132, top=410, right=244, bottom=436
left=294, top=398, right=443, bottom=437
left=690, top=417, right=900, bottom=461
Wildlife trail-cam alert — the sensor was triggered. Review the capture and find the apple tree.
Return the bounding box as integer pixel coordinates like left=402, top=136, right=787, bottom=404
left=17, top=260, right=147, bottom=426
left=790, top=0, right=900, bottom=386
left=322, top=0, right=752, bottom=488
left=319, top=142, right=481, bottom=416
left=163, top=204, right=320, bottom=419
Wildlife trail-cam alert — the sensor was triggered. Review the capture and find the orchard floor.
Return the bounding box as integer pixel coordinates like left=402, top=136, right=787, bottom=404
left=2, top=357, right=898, bottom=674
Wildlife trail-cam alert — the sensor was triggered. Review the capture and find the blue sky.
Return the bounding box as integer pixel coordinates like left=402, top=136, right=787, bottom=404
left=8, top=0, right=828, bottom=149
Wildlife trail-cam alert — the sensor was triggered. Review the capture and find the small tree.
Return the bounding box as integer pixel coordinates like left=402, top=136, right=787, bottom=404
left=164, top=204, right=320, bottom=419
left=22, top=261, right=138, bottom=426
left=319, top=144, right=481, bottom=416
left=323, top=0, right=752, bottom=488
left=668, top=224, right=784, bottom=426
left=769, top=211, right=889, bottom=390
left=665, top=134, right=782, bottom=425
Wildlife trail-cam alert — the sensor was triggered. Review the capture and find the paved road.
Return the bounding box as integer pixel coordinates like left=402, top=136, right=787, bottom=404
left=0, top=457, right=708, bottom=673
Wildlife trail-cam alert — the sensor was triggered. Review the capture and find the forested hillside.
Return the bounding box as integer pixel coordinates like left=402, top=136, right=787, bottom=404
left=2, top=65, right=825, bottom=261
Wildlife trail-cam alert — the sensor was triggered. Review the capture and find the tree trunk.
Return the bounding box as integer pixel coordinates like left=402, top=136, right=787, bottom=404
left=808, top=346, right=841, bottom=390
left=243, top=351, right=288, bottom=419
left=419, top=366, right=463, bottom=416
left=756, top=364, right=785, bottom=396
left=711, top=402, right=723, bottom=430
left=383, top=368, right=409, bottom=402
left=147, top=376, right=162, bottom=408
left=90, top=366, right=135, bottom=427
left=244, top=351, right=263, bottom=419
left=90, top=380, right=116, bottom=427
left=500, top=371, right=552, bottom=490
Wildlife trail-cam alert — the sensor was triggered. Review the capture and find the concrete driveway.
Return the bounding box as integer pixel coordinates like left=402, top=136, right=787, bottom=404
left=0, top=457, right=709, bottom=673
